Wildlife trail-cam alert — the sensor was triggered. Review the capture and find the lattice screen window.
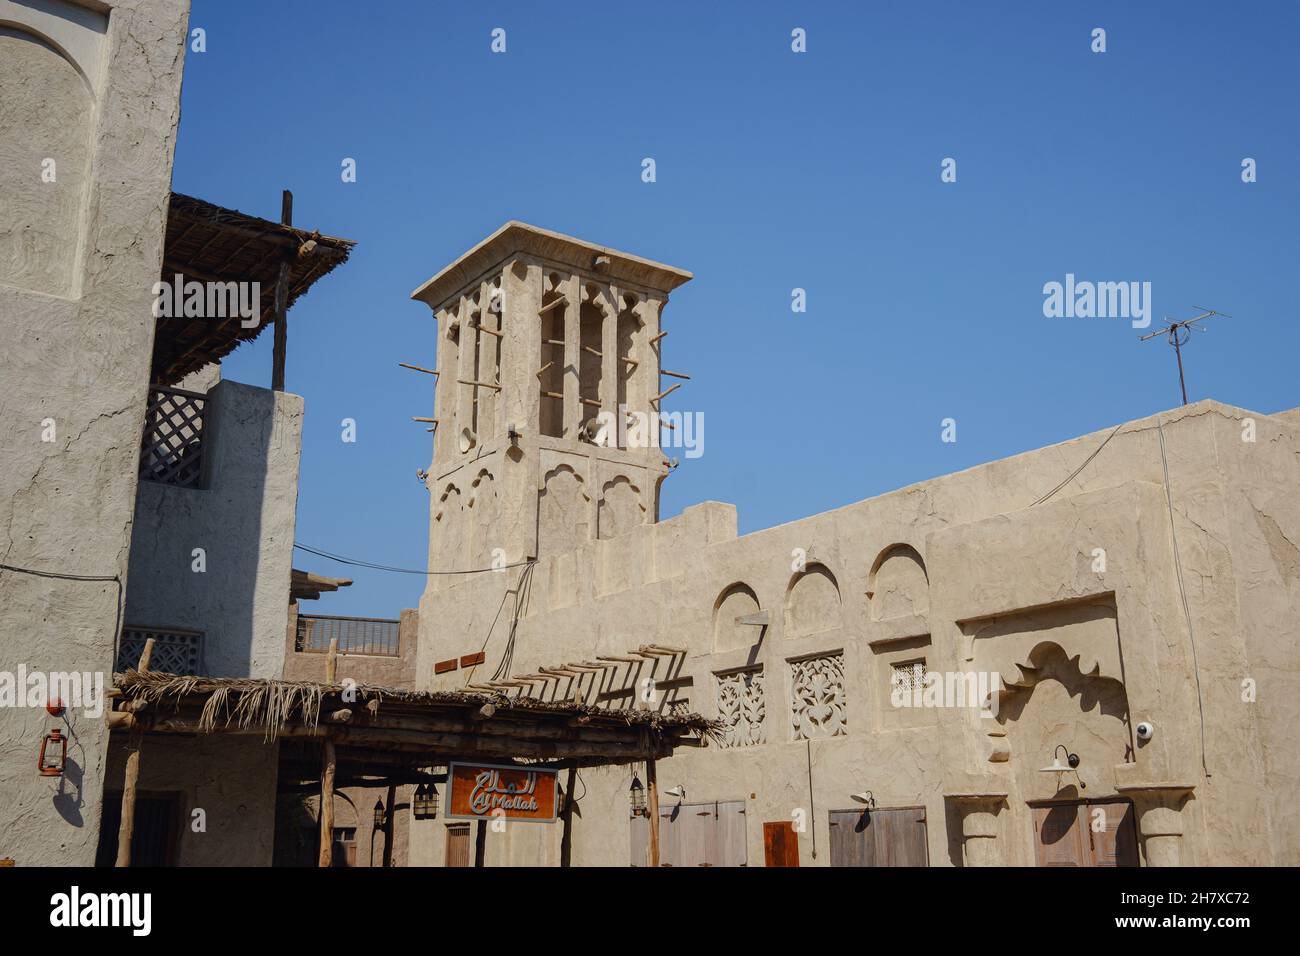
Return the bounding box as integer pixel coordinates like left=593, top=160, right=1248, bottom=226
left=117, top=627, right=203, bottom=675
left=891, top=659, right=927, bottom=694
left=139, top=386, right=207, bottom=488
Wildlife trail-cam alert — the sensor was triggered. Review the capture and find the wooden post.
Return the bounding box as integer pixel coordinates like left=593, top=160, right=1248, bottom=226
left=382, top=782, right=396, bottom=868
left=559, top=765, right=577, bottom=867
left=114, top=743, right=141, bottom=868
left=318, top=636, right=339, bottom=867
left=271, top=189, right=292, bottom=392
left=646, top=756, right=660, bottom=868
left=115, top=638, right=154, bottom=868
left=318, top=739, right=336, bottom=867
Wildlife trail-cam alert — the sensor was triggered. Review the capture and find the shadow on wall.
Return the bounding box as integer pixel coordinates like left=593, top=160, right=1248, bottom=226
left=122, top=380, right=292, bottom=678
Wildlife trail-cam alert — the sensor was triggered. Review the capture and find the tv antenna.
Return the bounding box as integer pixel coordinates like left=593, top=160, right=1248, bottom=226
left=1139, top=307, right=1230, bottom=405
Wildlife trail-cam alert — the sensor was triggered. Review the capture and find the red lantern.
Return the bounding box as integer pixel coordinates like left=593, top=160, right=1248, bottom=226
left=46, top=697, right=65, bottom=717
left=38, top=727, right=67, bottom=777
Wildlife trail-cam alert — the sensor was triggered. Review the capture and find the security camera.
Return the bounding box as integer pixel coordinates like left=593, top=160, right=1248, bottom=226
left=1136, top=721, right=1155, bottom=741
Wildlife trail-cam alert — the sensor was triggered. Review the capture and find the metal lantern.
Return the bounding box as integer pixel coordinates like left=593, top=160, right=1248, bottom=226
left=38, top=727, right=67, bottom=777
left=414, top=781, right=440, bottom=819
left=373, top=799, right=386, bottom=828
left=629, top=774, right=646, bottom=818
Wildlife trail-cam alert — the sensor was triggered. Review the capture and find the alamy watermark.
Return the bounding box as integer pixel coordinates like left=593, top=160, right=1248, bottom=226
left=590, top=403, right=704, bottom=459
left=1043, top=273, right=1151, bottom=328
left=0, top=666, right=104, bottom=718
left=152, top=274, right=261, bottom=328
left=891, top=666, right=1003, bottom=718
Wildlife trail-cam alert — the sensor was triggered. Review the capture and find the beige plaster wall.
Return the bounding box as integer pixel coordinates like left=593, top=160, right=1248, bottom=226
left=126, top=380, right=303, bottom=679
left=103, top=734, right=279, bottom=866
left=413, top=400, right=1300, bottom=867
left=0, top=0, right=189, bottom=866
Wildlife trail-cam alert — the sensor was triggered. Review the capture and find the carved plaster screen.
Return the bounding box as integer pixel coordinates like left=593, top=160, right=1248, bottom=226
left=891, top=658, right=926, bottom=694
left=117, top=627, right=203, bottom=675
left=790, top=653, right=846, bottom=740
left=716, top=668, right=766, bottom=748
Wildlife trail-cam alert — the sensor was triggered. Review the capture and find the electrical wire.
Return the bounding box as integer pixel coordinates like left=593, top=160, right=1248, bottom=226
left=1155, top=417, right=1210, bottom=778
left=1031, top=424, right=1124, bottom=507
left=294, top=542, right=535, bottom=576
left=0, top=562, right=125, bottom=668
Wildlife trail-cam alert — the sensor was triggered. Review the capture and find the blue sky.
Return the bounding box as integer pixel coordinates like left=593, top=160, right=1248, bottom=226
left=173, top=0, right=1300, bottom=617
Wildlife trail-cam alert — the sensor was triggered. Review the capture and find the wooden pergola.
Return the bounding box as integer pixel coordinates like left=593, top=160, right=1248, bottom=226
left=105, top=641, right=715, bottom=866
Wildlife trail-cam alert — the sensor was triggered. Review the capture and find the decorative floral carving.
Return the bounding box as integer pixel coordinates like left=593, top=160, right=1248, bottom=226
left=790, top=654, right=846, bottom=739
left=716, top=670, right=766, bottom=748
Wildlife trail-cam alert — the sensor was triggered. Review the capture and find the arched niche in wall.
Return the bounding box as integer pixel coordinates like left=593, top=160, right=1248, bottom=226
left=0, top=22, right=96, bottom=297
left=784, top=563, right=842, bottom=637
left=867, top=544, right=930, bottom=621
left=432, top=483, right=463, bottom=569
left=538, top=464, right=590, bottom=554
left=993, top=640, right=1134, bottom=779
left=713, top=583, right=762, bottom=654
left=466, top=469, right=498, bottom=565
left=598, top=475, right=644, bottom=540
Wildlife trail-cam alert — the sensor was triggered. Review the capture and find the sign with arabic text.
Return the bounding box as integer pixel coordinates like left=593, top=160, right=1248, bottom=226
left=446, top=762, right=559, bottom=823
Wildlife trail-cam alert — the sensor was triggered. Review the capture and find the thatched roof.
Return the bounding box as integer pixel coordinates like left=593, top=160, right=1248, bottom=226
left=112, top=670, right=718, bottom=766
left=152, top=193, right=355, bottom=385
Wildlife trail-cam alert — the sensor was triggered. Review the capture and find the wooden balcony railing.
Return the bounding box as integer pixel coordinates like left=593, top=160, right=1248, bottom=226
left=139, top=385, right=206, bottom=488
left=296, top=614, right=401, bottom=657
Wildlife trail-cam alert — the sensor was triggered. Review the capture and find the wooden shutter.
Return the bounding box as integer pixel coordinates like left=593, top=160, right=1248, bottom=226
left=1085, top=800, right=1139, bottom=867
left=629, top=813, right=649, bottom=867
left=631, top=801, right=748, bottom=867
left=1033, top=803, right=1087, bottom=866
left=445, top=823, right=471, bottom=867
left=829, top=807, right=928, bottom=866
left=716, top=801, right=748, bottom=867
left=763, top=821, right=799, bottom=867
left=829, top=809, right=869, bottom=867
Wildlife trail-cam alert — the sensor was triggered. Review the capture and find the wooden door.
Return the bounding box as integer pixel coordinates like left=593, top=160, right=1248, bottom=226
left=95, top=793, right=179, bottom=866
left=445, top=823, right=471, bottom=867
left=1033, top=800, right=1138, bottom=867
left=630, top=800, right=747, bottom=867
left=629, top=813, right=650, bottom=867
left=1086, top=800, right=1139, bottom=867
left=1033, top=803, right=1087, bottom=866
left=828, top=807, right=929, bottom=866
left=715, top=801, right=747, bottom=867
left=763, top=821, right=799, bottom=867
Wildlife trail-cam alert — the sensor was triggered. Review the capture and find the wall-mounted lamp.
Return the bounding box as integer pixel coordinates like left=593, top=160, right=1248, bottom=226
left=413, top=781, right=439, bottom=819
left=663, top=785, right=686, bottom=805
left=1039, top=744, right=1084, bottom=789
left=629, top=774, right=646, bottom=818
left=38, top=727, right=67, bottom=778
left=850, top=790, right=876, bottom=808
left=373, top=799, right=386, bottom=829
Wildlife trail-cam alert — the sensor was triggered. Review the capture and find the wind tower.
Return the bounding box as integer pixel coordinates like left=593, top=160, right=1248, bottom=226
left=410, top=223, right=692, bottom=579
